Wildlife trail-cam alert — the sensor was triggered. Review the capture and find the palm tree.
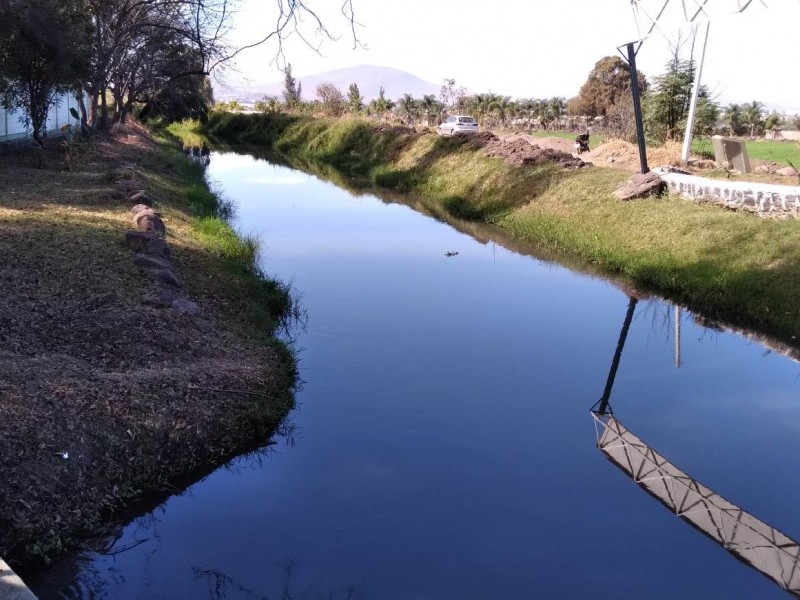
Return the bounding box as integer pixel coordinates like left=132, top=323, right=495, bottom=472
left=396, top=93, right=418, bottom=125
left=743, top=100, right=765, bottom=138
left=487, top=95, right=513, bottom=127
left=418, top=94, right=443, bottom=125
left=724, top=103, right=743, bottom=136
left=472, top=93, right=494, bottom=127
left=546, top=97, right=567, bottom=130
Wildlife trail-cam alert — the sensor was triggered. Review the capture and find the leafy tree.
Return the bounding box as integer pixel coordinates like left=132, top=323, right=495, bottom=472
left=439, top=78, right=466, bottom=111
left=367, top=86, right=393, bottom=117
left=764, top=111, right=782, bottom=133
left=724, top=103, right=744, bottom=135
left=315, top=82, right=345, bottom=116
left=418, top=94, right=443, bottom=124
left=643, top=42, right=719, bottom=143
left=0, top=0, right=92, bottom=145
left=139, top=74, right=214, bottom=123
left=283, top=63, right=301, bottom=107
left=545, top=97, right=566, bottom=129
left=255, top=95, right=281, bottom=113
left=347, top=83, right=363, bottom=113
left=396, top=93, right=419, bottom=124
left=742, top=100, right=765, bottom=137
left=488, top=95, right=514, bottom=127
left=214, top=100, right=243, bottom=112
left=568, top=56, right=647, bottom=119
left=136, top=43, right=214, bottom=123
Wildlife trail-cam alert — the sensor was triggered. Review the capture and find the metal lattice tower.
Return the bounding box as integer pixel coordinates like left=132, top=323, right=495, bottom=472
left=623, top=0, right=785, bottom=166
left=630, top=0, right=769, bottom=44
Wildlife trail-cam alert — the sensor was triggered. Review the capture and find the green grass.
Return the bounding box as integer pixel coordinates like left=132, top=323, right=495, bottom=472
left=745, top=140, right=800, bottom=166
left=166, top=118, right=208, bottom=149
left=190, top=112, right=800, bottom=341
left=692, top=136, right=800, bottom=167
left=146, top=125, right=297, bottom=339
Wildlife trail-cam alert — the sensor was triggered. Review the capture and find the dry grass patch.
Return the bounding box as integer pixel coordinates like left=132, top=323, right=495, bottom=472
left=0, top=122, right=295, bottom=566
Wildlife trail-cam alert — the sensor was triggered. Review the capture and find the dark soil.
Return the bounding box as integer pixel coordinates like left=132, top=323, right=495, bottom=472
left=463, top=132, right=587, bottom=169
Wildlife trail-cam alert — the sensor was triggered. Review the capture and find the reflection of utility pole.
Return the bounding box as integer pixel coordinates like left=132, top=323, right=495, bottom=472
left=596, top=297, right=639, bottom=416
left=675, top=305, right=682, bottom=368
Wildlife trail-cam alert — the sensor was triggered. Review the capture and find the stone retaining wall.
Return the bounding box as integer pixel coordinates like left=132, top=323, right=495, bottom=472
left=655, top=168, right=800, bottom=218
left=0, top=557, right=37, bottom=599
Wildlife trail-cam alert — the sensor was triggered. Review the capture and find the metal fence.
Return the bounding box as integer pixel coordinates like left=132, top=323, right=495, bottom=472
left=0, top=91, right=82, bottom=142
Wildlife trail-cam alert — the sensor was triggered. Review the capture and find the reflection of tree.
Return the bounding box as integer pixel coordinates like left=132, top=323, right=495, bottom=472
left=194, top=567, right=269, bottom=600
left=192, top=561, right=366, bottom=600
left=29, top=418, right=301, bottom=599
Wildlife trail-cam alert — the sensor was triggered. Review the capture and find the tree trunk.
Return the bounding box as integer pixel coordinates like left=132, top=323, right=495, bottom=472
left=75, top=85, right=88, bottom=128
left=100, top=84, right=108, bottom=130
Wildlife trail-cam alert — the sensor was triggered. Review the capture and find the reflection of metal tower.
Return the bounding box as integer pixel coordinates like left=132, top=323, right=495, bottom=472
left=593, top=414, right=800, bottom=596
left=592, top=297, right=800, bottom=596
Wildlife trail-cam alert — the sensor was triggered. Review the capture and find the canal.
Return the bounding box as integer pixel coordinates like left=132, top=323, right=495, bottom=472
left=28, top=149, right=800, bottom=599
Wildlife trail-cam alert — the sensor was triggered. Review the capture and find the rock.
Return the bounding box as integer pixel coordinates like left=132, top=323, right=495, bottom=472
left=151, top=268, right=181, bottom=288
left=777, top=166, right=799, bottom=177
left=614, top=171, right=665, bottom=201
left=132, top=252, right=171, bottom=270
left=143, top=237, right=171, bottom=259
left=171, top=299, right=200, bottom=315
left=687, top=159, right=715, bottom=170
left=142, top=289, right=178, bottom=307
left=755, top=164, right=775, bottom=174
left=130, top=190, right=147, bottom=202
left=136, top=214, right=166, bottom=236
left=124, top=230, right=157, bottom=250
left=132, top=208, right=156, bottom=225
left=130, top=203, right=151, bottom=216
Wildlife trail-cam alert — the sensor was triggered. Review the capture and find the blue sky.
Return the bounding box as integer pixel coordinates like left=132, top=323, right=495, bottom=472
left=222, top=0, right=800, bottom=113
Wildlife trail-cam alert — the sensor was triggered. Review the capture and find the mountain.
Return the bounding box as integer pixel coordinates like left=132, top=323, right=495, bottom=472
left=217, top=65, right=441, bottom=104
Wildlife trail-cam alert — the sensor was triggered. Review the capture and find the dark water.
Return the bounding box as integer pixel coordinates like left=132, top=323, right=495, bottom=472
left=28, top=151, right=800, bottom=599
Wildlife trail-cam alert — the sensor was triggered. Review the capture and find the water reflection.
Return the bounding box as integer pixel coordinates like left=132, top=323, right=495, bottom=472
left=183, top=143, right=211, bottom=166
left=29, top=149, right=800, bottom=599
left=592, top=299, right=800, bottom=597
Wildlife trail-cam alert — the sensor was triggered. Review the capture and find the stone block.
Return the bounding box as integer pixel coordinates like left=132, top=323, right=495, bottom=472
left=151, top=268, right=181, bottom=288
left=143, top=238, right=171, bottom=259
left=711, top=135, right=751, bottom=173
left=133, top=252, right=171, bottom=270
left=172, top=299, right=200, bottom=315
left=136, top=214, right=166, bottom=236
left=614, top=171, right=665, bottom=201
left=124, top=230, right=157, bottom=250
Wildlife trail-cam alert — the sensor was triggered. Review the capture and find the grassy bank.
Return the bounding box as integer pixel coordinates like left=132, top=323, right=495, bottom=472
left=0, top=122, right=296, bottom=565
left=193, top=112, right=800, bottom=341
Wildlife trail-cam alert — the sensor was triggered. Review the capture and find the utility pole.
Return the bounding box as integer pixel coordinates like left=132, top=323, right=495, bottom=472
left=674, top=305, right=681, bottom=368
left=681, top=21, right=711, bottom=163
left=626, top=42, right=649, bottom=174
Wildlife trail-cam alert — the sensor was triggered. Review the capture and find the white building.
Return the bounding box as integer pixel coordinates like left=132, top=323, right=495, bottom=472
left=0, top=91, right=82, bottom=143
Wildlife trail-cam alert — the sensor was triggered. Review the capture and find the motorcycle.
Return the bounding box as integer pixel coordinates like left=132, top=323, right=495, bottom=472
left=574, top=132, right=590, bottom=154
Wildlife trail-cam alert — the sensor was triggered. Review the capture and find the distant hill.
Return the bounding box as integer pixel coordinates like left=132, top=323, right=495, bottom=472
left=218, top=65, right=441, bottom=104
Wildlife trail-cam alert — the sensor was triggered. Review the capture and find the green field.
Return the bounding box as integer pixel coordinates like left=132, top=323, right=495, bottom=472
left=693, top=137, right=800, bottom=167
